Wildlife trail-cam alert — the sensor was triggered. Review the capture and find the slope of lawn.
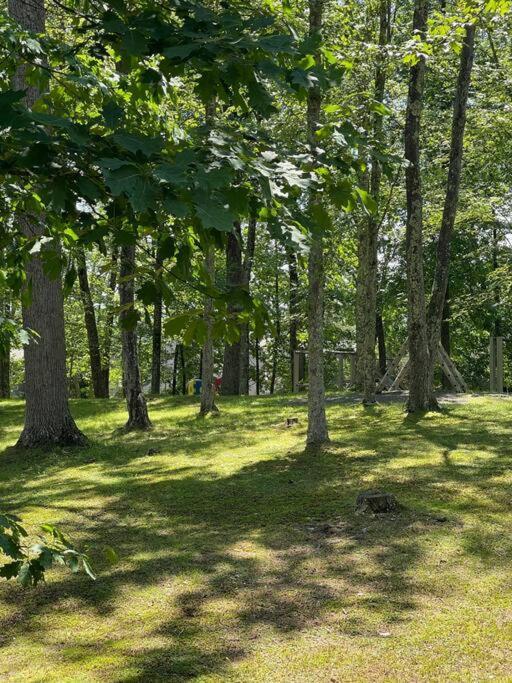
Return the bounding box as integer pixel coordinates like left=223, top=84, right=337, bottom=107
left=1, top=394, right=512, bottom=682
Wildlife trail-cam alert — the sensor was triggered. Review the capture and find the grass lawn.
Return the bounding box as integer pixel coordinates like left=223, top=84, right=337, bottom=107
left=1, top=394, right=512, bottom=682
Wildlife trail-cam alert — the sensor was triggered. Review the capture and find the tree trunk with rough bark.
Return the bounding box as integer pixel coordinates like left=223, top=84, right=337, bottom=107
left=0, top=300, right=11, bottom=399
left=376, top=311, right=387, bottom=377
left=287, top=248, right=299, bottom=391
left=10, top=0, right=85, bottom=447
left=200, top=246, right=218, bottom=415
left=404, top=0, right=436, bottom=413
left=150, top=245, right=163, bottom=394
left=76, top=246, right=108, bottom=398
left=306, top=0, right=329, bottom=446
left=355, top=0, right=390, bottom=405
left=427, top=22, right=475, bottom=389
left=270, top=261, right=281, bottom=395
left=239, top=216, right=256, bottom=394
left=119, top=243, right=151, bottom=430
left=222, top=222, right=243, bottom=395
left=100, top=247, right=118, bottom=397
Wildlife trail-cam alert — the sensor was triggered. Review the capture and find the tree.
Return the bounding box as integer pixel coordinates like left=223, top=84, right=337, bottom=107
left=355, top=0, right=391, bottom=405
left=119, top=243, right=151, bottom=431
left=9, top=0, right=86, bottom=447
left=200, top=245, right=218, bottom=416
left=404, top=0, right=436, bottom=413
left=76, top=246, right=109, bottom=398
left=239, top=216, right=257, bottom=395
left=150, top=244, right=164, bottom=395
left=306, top=0, right=329, bottom=445
left=221, top=223, right=243, bottom=395
left=427, top=22, right=476, bottom=389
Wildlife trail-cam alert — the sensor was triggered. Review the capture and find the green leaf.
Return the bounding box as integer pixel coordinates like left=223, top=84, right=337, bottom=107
left=164, top=313, right=192, bottom=337
left=356, top=188, right=378, bottom=215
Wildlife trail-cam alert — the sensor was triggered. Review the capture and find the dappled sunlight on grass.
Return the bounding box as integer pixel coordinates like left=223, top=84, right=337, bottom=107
left=1, top=395, right=512, bottom=680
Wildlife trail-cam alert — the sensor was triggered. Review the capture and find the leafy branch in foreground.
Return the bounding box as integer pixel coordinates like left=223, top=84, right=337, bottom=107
left=0, top=512, right=99, bottom=586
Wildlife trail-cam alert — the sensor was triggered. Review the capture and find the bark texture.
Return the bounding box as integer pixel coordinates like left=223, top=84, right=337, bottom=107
left=76, top=246, right=108, bottom=398
left=426, top=23, right=475, bottom=386
left=11, top=0, right=85, bottom=447
left=239, top=216, right=256, bottom=394
left=200, top=246, right=218, bottom=415
left=306, top=0, right=329, bottom=445
left=150, top=245, right=163, bottom=394
left=287, top=248, right=299, bottom=391
left=404, top=0, right=436, bottom=412
left=355, top=0, right=390, bottom=404
left=0, top=300, right=10, bottom=399
left=100, top=247, right=118, bottom=396
left=119, top=244, right=151, bottom=430
left=221, top=222, right=243, bottom=395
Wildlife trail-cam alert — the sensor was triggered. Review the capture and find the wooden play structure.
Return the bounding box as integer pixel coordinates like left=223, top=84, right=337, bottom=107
left=376, top=341, right=468, bottom=394
left=292, top=349, right=356, bottom=393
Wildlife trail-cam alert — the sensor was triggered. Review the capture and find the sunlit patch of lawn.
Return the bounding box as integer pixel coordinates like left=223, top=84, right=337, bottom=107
left=1, top=395, right=512, bottom=681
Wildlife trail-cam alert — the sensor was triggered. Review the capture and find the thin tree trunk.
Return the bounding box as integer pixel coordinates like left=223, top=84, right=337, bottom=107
left=287, top=248, right=299, bottom=391
left=180, top=344, right=186, bottom=394
left=200, top=245, right=218, bottom=415
left=150, top=244, right=163, bottom=394
left=239, top=216, right=257, bottom=394
left=255, top=337, right=260, bottom=396
left=306, top=0, right=329, bottom=445
left=10, top=0, right=85, bottom=447
left=355, top=0, right=391, bottom=405
left=100, top=246, right=118, bottom=397
left=440, top=285, right=451, bottom=389
left=270, top=263, right=281, bottom=394
left=119, top=243, right=151, bottom=430
left=404, top=0, right=436, bottom=413
left=76, top=246, right=108, bottom=398
left=427, top=22, right=476, bottom=389
left=0, top=300, right=11, bottom=399
left=376, top=311, right=387, bottom=376
left=222, top=222, right=243, bottom=395
left=172, top=344, right=179, bottom=395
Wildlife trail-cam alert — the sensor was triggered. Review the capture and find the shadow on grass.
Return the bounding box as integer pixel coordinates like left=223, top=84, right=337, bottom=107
left=1, top=396, right=512, bottom=679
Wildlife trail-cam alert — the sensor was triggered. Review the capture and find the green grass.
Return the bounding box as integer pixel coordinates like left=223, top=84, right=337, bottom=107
left=1, top=394, right=512, bottom=682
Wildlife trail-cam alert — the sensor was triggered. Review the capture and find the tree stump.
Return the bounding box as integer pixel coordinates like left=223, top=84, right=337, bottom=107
left=356, top=491, right=400, bottom=513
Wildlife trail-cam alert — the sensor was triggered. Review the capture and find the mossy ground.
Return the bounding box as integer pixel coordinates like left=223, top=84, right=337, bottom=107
left=1, top=395, right=512, bottom=681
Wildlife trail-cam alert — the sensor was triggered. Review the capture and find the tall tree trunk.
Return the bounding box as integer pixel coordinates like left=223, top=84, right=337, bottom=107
left=376, top=311, right=387, bottom=376
left=440, top=285, right=451, bottom=389
left=100, top=246, right=118, bottom=397
left=222, top=222, right=243, bottom=395
left=255, top=336, right=260, bottom=396
left=287, top=248, right=299, bottom=391
left=355, top=0, right=391, bottom=404
left=270, top=262, right=281, bottom=394
left=0, top=300, right=11, bottom=399
left=10, top=0, right=85, bottom=447
left=404, top=0, right=436, bottom=413
left=426, top=22, right=476, bottom=389
left=306, top=0, right=329, bottom=445
left=119, top=243, right=151, bottom=430
left=76, top=246, right=108, bottom=398
left=172, top=344, right=179, bottom=395
left=200, top=246, right=218, bottom=415
left=180, top=344, right=187, bottom=394
left=150, top=245, right=163, bottom=394
left=239, top=216, right=257, bottom=394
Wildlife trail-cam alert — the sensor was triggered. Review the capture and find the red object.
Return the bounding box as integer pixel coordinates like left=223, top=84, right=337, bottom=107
left=214, top=376, right=222, bottom=391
